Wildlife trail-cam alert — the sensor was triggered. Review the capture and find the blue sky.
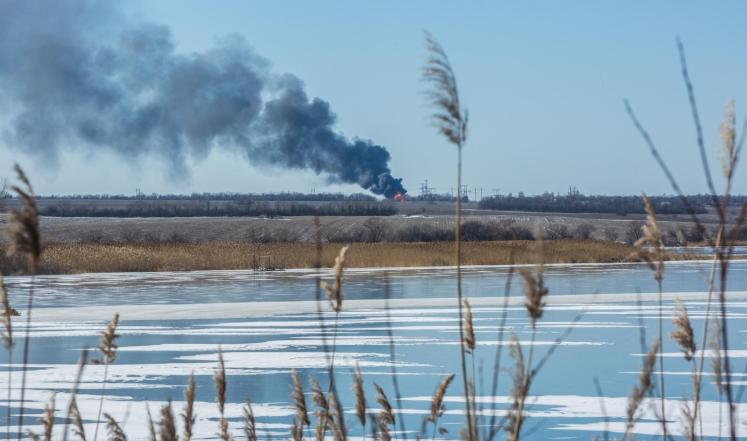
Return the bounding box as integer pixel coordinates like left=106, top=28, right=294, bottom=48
left=2, top=0, right=746, bottom=196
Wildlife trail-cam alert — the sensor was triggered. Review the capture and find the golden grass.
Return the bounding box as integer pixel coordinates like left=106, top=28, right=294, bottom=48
left=0, top=239, right=693, bottom=274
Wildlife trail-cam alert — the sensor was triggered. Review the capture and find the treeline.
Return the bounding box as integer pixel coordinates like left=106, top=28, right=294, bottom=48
left=477, top=193, right=723, bottom=215
left=39, top=200, right=397, bottom=217
left=23, top=191, right=378, bottom=202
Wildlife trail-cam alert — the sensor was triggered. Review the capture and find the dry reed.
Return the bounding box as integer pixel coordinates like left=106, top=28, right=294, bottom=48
left=40, top=394, right=56, bottom=441
left=424, top=373, right=455, bottom=438
left=103, top=414, right=127, bottom=441
left=328, top=391, right=346, bottom=441
left=422, top=30, right=473, bottom=441
left=671, top=299, right=698, bottom=440
left=463, top=299, right=475, bottom=353
left=505, top=337, right=527, bottom=441
left=0, top=276, right=13, bottom=348
left=20, top=240, right=642, bottom=274
left=158, top=402, right=177, bottom=441
left=6, top=164, right=40, bottom=272
left=310, top=377, right=330, bottom=441
left=630, top=194, right=667, bottom=438
left=671, top=299, right=696, bottom=362
left=353, top=365, right=366, bottom=430
left=291, top=368, right=310, bottom=429
left=519, top=232, right=547, bottom=328
left=290, top=419, right=302, bottom=441
left=214, top=350, right=231, bottom=441
left=182, top=373, right=196, bottom=441
left=243, top=400, right=257, bottom=441
left=7, top=164, right=40, bottom=441
left=93, top=314, right=120, bottom=441
left=623, top=338, right=659, bottom=440
left=710, top=320, right=723, bottom=395
left=373, top=383, right=395, bottom=427
left=321, top=246, right=348, bottom=313
left=70, top=398, right=87, bottom=441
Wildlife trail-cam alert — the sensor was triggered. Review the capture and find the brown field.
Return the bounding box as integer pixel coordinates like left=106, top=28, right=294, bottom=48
left=0, top=239, right=693, bottom=275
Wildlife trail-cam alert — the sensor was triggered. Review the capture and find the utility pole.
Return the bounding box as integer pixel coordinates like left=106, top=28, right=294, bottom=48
left=419, top=180, right=434, bottom=199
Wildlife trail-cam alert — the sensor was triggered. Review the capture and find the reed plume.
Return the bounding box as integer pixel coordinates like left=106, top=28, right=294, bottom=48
left=669, top=299, right=702, bottom=441
left=70, top=398, right=87, bottom=441
left=670, top=299, right=696, bottom=362
left=428, top=374, right=454, bottom=424
left=40, top=394, right=56, bottom=441
left=96, top=314, right=120, bottom=365
left=7, top=164, right=40, bottom=441
left=631, top=194, right=664, bottom=282
left=423, top=373, right=455, bottom=438
left=321, top=246, right=348, bottom=313
left=158, top=401, right=177, bottom=441
left=328, top=391, right=347, bottom=441
left=624, top=338, right=659, bottom=439
left=463, top=299, right=475, bottom=353
left=310, top=377, right=330, bottom=441
left=182, top=374, right=196, bottom=441
left=710, top=320, right=723, bottom=395
left=243, top=400, right=257, bottom=441
left=6, top=164, right=40, bottom=272
left=671, top=299, right=698, bottom=441
left=375, top=416, right=391, bottom=441
left=94, top=314, right=121, bottom=441
left=291, top=369, right=310, bottom=429
left=103, top=414, right=127, bottom=441
left=422, top=32, right=467, bottom=147
left=373, top=383, right=394, bottom=426
left=720, top=98, right=737, bottom=180
left=505, top=336, right=527, bottom=441
left=519, top=232, right=547, bottom=327
left=353, top=364, right=366, bottom=429
left=214, top=350, right=231, bottom=441
left=519, top=267, right=547, bottom=327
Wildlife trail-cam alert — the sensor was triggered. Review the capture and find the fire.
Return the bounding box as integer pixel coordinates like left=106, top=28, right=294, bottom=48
left=393, top=192, right=405, bottom=202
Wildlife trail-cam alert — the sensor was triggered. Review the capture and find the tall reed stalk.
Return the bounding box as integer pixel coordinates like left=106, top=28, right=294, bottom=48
left=421, top=31, right=473, bottom=441
left=93, top=314, right=120, bottom=441
left=5, top=164, right=40, bottom=441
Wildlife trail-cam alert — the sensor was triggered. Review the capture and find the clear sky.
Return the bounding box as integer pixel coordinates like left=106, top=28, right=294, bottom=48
left=1, top=0, right=746, bottom=197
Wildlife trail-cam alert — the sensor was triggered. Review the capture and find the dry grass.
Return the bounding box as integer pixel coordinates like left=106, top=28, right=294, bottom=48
left=0, top=240, right=679, bottom=274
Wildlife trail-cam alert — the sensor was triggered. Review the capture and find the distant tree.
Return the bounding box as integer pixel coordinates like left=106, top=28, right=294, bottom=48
left=624, top=221, right=645, bottom=245
left=574, top=223, right=595, bottom=240
left=362, top=217, right=387, bottom=242
left=602, top=227, right=619, bottom=242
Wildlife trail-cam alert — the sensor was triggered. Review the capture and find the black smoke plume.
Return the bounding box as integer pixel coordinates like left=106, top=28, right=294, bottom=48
left=0, top=1, right=406, bottom=197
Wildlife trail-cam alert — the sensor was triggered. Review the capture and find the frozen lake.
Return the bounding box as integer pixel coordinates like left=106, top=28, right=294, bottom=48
left=2, top=260, right=747, bottom=440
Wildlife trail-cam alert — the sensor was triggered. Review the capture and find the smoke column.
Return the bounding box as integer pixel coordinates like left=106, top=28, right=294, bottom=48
left=0, top=1, right=406, bottom=197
